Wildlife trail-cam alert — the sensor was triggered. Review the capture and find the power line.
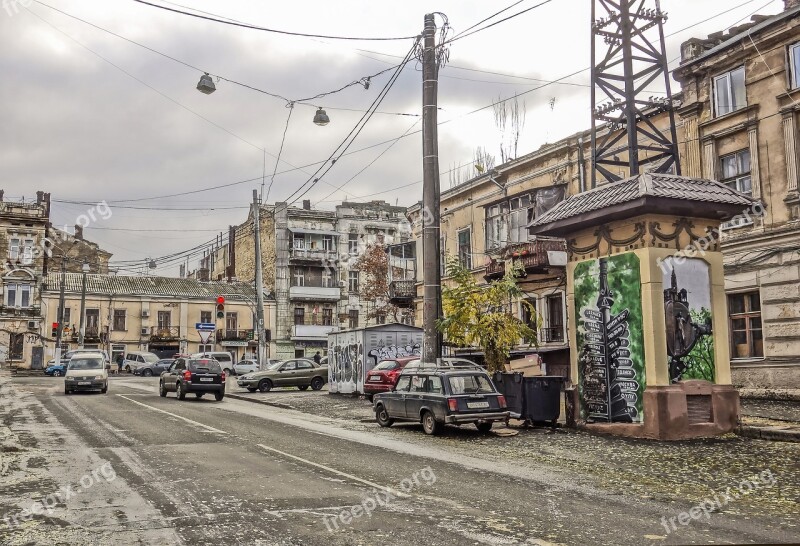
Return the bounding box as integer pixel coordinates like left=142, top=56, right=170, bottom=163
left=264, top=104, right=294, bottom=203
left=450, top=0, right=530, bottom=41
left=130, top=0, right=419, bottom=41
left=447, top=0, right=556, bottom=43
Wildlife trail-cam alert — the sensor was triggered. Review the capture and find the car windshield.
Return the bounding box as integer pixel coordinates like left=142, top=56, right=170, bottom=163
left=68, top=358, right=103, bottom=370
left=266, top=361, right=283, bottom=370
left=374, top=361, right=399, bottom=371
left=447, top=374, right=496, bottom=395
left=143, top=354, right=159, bottom=363
left=188, top=359, right=222, bottom=373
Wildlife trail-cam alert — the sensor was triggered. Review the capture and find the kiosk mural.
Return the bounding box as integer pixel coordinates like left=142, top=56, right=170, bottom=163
left=574, top=253, right=646, bottom=423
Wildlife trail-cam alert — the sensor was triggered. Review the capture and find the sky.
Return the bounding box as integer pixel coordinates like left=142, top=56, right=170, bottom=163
left=0, top=0, right=786, bottom=276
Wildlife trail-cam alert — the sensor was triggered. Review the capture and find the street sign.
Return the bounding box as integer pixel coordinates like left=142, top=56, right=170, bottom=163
left=197, top=330, right=212, bottom=344
left=584, top=309, right=601, bottom=321
left=195, top=323, right=216, bottom=331
left=607, top=309, right=630, bottom=331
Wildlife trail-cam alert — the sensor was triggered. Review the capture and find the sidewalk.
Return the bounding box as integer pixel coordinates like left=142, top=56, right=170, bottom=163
left=738, top=397, right=800, bottom=442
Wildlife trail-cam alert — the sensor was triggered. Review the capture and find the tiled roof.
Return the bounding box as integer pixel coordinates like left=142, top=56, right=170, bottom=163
left=530, top=172, right=753, bottom=227
left=43, top=273, right=269, bottom=301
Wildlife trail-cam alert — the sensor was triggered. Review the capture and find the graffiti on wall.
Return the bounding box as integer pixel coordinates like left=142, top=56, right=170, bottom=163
left=574, top=253, right=646, bottom=423
left=330, top=342, right=363, bottom=385
left=367, top=343, right=421, bottom=366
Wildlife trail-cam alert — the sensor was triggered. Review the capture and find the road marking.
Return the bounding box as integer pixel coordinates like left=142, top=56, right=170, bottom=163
left=256, top=443, right=407, bottom=497
left=116, top=395, right=227, bottom=434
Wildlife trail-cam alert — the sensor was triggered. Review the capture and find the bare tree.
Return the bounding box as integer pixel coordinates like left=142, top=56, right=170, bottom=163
left=448, top=147, right=496, bottom=187
left=354, top=243, right=413, bottom=323
left=493, top=96, right=527, bottom=163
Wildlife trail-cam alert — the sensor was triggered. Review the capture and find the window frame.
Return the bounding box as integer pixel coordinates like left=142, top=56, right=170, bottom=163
left=728, top=291, right=763, bottom=359
left=113, top=309, right=127, bottom=331
left=348, top=270, right=359, bottom=293
left=712, top=66, right=746, bottom=117
left=322, top=307, right=333, bottom=326
left=348, top=233, right=359, bottom=255
left=294, top=307, right=305, bottom=326
left=292, top=267, right=306, bottom=287
left=157, top=310, right=171, bottom=329
left=348, top=309, right=359, bottom=329
left=4, top=282, right=33, bottom=308
left=789, top=42, right=800, bottom=90
left=719, top=149, right=752, bottom=197
left=457, top=228, right=472, bottom=270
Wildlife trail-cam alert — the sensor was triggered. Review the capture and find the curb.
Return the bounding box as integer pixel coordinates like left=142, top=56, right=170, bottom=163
left=226, top=393, right=295, bottom=410
left=736, top=425, right=800, bottom=443
left=738, top=389, right=800, bottom=401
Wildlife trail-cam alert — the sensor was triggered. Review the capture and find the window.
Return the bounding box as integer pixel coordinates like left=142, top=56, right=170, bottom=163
left=348, top=270, right=359, bottom=293
left=62, top=307, right=71, bottom=326
left=200, top=310, right=212, bottom=324
left=9, top=238, right=19, bottom=261
left=322, top=269, right=333, bottom=288
left=348, top=233, right=359, bottom=255
left=713, top=67, right=746, bottom=116
left=395, top=376, right=411, bottom=392
left=113, top=310, right=126, bottom=331
left=791, top=43, right=800, bottom=89
left=4, top=283, right=32, bottom=308
left=322, top=235, right=334, bottom=251
left=226, top=312, right=238, bottom=331
left=720, top=150, right=752, bottom=196
left=729, top=292, right=763, bottom=358
left=508, top=194, right=532, bottom=243
left=198, top=344, right=212, bottom=353
left=322, top=308, right=333, bottom=326
left=292, top=267, right=306, bottom=287
left=348, top=309, right=359, bottom=329
left=485, top=203, right=509, bottom=250
left=376, top=313, right=386, bottom=325
left=293, top=234, right=306, bottom=249
left=297, top=361, right=313, bottom=370
left=157, top=311, right=170, bottom=329
left=294, top=307, right=305, bottom=326
left=546, top=294, right=564, bottom=342
left=457, top=229, right=472, bottom=269
left=521, top=298, right=537, bottom=329
left=282, top=361, right=297, bottom=371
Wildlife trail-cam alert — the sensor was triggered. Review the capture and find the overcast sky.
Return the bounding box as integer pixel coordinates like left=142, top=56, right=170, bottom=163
left=0, top=0, right=784, bottom=275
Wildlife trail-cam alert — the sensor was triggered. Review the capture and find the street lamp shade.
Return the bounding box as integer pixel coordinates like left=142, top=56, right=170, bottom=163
left=148, top=259, right=157, bottom=269
left=197, top=73, right=216, bottom=95
left=313, top=108, right=330, bottom=126
left=82, top=263, right=90, bottom=273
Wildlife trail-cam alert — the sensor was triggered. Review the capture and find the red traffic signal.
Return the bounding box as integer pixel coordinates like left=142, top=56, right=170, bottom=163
left=216, top=296, right=225, bottom=304
left=216, top=296, right=225, bottom=319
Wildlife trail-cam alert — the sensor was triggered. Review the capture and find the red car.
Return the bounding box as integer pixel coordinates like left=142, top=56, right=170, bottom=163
left=364, top=357, right=417, bottom=401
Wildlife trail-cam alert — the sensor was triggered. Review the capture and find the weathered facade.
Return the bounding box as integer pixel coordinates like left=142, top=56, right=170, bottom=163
left=674, top=1, right=800, bottom=388
left=39, top=274, right=276, bottom=365
left=48, top=225, right=112, bottom=274
left=0, top=191, right=50, bottom=368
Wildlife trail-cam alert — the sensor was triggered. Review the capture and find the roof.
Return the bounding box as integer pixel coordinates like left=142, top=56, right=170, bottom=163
left=529, top=172, right=754, bottom=237
left=43, top=273, right=270, bottom=301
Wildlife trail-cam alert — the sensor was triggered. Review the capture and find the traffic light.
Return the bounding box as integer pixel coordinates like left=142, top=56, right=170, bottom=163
left=216, top=296, right=225, bottom=319
left=51, top=322, right=58, bottom=338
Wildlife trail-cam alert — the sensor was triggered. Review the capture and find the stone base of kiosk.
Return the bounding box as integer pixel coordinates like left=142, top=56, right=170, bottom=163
left=580, top=380, right=739, bottom=440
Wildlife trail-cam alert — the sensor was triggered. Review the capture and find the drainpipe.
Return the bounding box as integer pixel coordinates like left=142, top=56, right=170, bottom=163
left=577, top=137, right=587, bottom=193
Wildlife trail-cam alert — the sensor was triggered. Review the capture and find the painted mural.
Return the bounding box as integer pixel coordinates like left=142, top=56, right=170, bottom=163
left=367, top=343, right=420, bottom=366
left=661, top=258, right=715, bottom=383
left=574, top=253, right=646, bottom=423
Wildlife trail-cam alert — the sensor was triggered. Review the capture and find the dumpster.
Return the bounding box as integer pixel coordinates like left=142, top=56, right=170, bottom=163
left=493, top=372, right=564, bottom=426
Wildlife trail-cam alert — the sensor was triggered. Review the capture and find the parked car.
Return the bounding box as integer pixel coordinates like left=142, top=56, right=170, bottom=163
left=159, top=357, right=225, bottom=401
left=237, top=359, right=327, bottom=393
left=45, top=349, right=110, bottom=377
left=133, top=358, right=174, bottom=377
left=190, top=351, right=234, bottom=376
left=232, top=358, right=281, bottom=376
left=373, top=359, right=509, bottom=435
left=122, top=351, right=161, bottom=374
left=64, top=352, right=108, bottom=395
left=363, top=357, right=418, bottom=401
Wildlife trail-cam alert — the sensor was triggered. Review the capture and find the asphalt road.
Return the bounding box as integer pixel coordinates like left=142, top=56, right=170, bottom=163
left=0, top=375, right=796, bottom=545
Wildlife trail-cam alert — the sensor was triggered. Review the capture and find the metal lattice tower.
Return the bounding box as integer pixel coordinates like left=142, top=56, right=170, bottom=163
left=590, top=0, right=681, bottom=187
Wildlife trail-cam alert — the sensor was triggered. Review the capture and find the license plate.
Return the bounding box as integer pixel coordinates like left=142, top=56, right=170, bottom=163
left=370, top=376, right=382, bottom=382
left=200, top=377, right=213, bottom=382
left=78, top=381, right=91, bottom=386
left=467, top=401, right=489, bottom=409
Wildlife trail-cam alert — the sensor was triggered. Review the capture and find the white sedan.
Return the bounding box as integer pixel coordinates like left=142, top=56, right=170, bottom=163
left=233, top=359, right=260, bottom=375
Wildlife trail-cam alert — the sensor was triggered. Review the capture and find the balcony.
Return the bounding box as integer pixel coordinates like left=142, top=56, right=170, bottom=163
left=484, top=260, right=506, bottom=280
left=289, top=285, right=341, bottom=301
left=0, top=305, right=42, bottom=317
left=289, top=247, right=338, bottom=263
left=505, top=239, right=567, bottom=274
left=150, top=326, right=180, bottom=341
left=540, top=327, right=565, bottom=343
left=292, top=324, right=336, bottom=340
left=217, top=328, right=254, bottom=342
left=388, top=280, right=415, bottom=308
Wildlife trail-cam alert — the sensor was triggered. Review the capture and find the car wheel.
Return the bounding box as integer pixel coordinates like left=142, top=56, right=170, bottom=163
left=224, top=368, right=234, bottom=377
left=159, top=382, right=167, bottom=397
left=476, top=421, right=493, bottom=433
left=53, top=370, right=62, bottom=377
left=258, top=379, right=273, bottom=393
left=375, top=404, right=394, bottom=427
left=421, top=410, right=441, bottom=435
left=298, top=385, right=309, bottom=391
left=125, top=365, right=131, bottom=373
left=215, top=391, right=224, bottom=402
left=176, top=382, right=186, bottom=400
left=101, top=384, right=108, bottom=394
left=310, top=377, right=324, bottom=391
left=247, top=388, right=257, bottom=393
left=64, top=387, right=71, bottom=395
left=143, top=369, right=153, bottom=377
left=195, top=393, right=204, bottom=399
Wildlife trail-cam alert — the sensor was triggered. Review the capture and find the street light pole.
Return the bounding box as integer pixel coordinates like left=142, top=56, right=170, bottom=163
left=252, top=190, right=267, bottom=364
left=54, top=256, right=67, bottom=364
left=421, top=13, right=443, bottom=363
left=78, top=262, right=89, bottom=347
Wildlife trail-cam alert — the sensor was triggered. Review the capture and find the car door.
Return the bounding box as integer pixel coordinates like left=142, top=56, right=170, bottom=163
left=405, top=374, right=428, bottom=420
left=294, top=360, right=315, bottom=386
left=164, top=359, right=183, bottom=391
left=275, top=361, right=297, bottom=386
left=157, top=360, right=172, bottom=375
left=386, top=375, right=411, bottom=419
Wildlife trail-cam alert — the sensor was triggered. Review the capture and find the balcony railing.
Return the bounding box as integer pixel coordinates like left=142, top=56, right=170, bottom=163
left=289, top=285, right=341, bottom=301
left=150, top=326, right=180, bottom=340
left=292, top=324, right=336, bottom=340
left=289, top=247, right=337, bottom=262
left=70, top=326, right=101, bottom=341
left=506, top=239, right=567, bottom=273
left=540, top=326, right=565, bottom=343
left=217, top=328, right=254, bottom=341
left=388, top=280, right=415, bottom=307
left=484, top=260, right=506, bottom=280
left=0, top=305, right=42, bottom=317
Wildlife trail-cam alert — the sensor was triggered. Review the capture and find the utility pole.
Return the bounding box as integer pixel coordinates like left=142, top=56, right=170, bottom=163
left=54, top=256, right=67, bottom=364
left=421, top=13, right=442, bottom=363
left=78, top=263, right=88, bottom=347
left=252, top=190, right=267, bottom=364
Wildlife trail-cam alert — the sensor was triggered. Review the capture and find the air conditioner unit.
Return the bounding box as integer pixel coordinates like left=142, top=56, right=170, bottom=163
left=141, top=310, right=150, bottom=318
left=27, top=320, right=39, bottom=330
left=140, top=327, right=148, bottom=336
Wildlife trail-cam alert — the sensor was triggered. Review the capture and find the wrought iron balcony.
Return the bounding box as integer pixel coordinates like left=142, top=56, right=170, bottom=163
left=505, top=239, right=567, bottom=274
left=150, top=326, right=180, bottom=340
left=540, top=326, right=565, bottom=343
left=484, top=260, right=506, bottom=280
left=388, top=280, right=415, bottom=307
left=217, top=328, right=254, bottom=342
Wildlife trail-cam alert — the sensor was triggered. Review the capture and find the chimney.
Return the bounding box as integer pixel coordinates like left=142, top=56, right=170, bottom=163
left=0, top=190, right=4, bottom=202
left=36, top=191, right=44, bottom=204
left=786, top=0, right=800, bottom=9
left=74, top=224, right=83, bottom=240
left=302, top=199, right=311, bottom=210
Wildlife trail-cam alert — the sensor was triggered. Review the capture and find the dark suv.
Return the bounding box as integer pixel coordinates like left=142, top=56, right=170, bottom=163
left=373, top=360, right=509, bottom=435
left=159, top=357, right=225, bottom=401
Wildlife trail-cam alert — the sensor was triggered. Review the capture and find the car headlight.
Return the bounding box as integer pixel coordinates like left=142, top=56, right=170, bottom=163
left=94, top=375, right=104, bottom=380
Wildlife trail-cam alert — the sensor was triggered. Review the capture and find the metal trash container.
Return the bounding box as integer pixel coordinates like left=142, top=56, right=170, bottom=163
left=522, top=376, right=564, bottom=425
left=492, top=372, right=524, bottom=418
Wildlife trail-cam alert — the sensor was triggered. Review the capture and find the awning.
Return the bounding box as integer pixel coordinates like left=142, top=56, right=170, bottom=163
left=288, top=228, right=339, bottom=237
